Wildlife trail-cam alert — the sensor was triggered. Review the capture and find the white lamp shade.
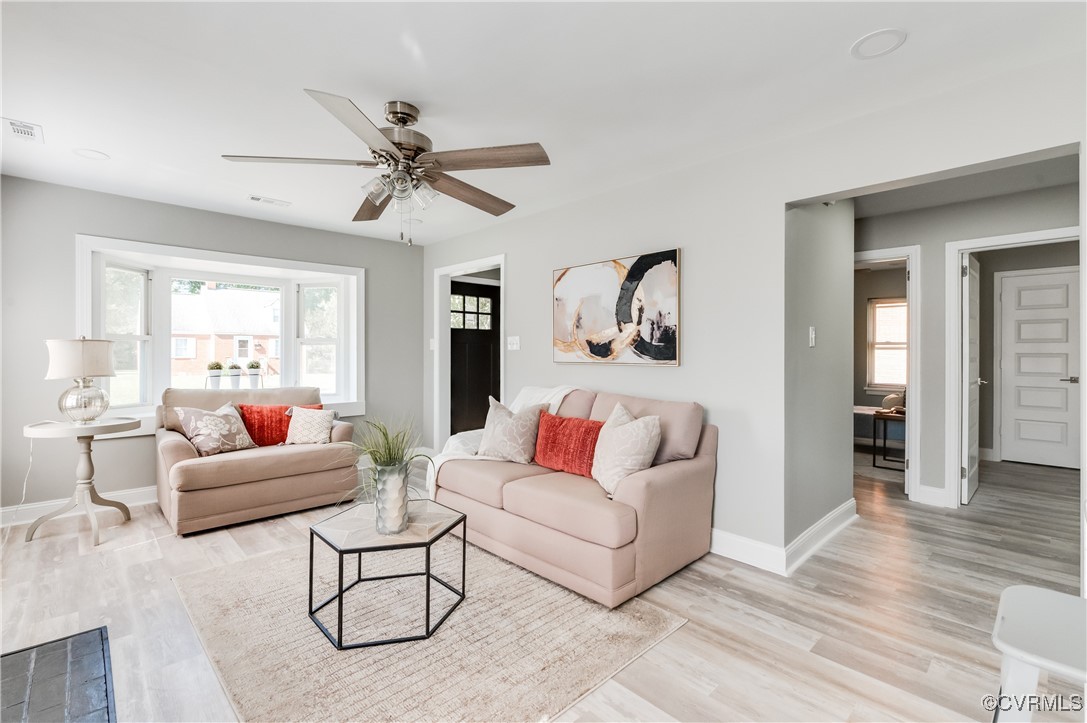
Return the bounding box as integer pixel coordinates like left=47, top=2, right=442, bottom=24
left=45, top=339, right=116, bottom=379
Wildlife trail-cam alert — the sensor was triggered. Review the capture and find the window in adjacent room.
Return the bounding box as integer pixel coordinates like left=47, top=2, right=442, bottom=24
left=867, top=297, right=907, bottom=391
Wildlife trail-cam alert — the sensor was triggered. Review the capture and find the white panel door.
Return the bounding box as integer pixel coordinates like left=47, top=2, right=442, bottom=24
left=961, top=256, right=981, bottom=504
left=1000, top=268, right=1080, bottom=468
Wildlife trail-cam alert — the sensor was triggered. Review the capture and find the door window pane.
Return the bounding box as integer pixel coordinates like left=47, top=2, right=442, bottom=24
left=465, top=296, right=478, bottom=312
left=479, top=297, right=492, bottom=314
left=450, top=295, right=464, bottom=312
left=451, top=312, right=464, bottom=329
left=479, top=315, right=491, bottom=330
left=465, top=314, right=478, bottom=329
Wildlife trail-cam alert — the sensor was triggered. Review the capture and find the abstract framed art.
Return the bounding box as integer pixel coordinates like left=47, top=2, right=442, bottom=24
left=553, top=248, right=679, bottom=365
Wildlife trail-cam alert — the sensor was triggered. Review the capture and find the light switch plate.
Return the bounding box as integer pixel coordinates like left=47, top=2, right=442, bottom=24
left=809, top=326, right=816, bottom=348
left=507, top=336, right=521, bottom=351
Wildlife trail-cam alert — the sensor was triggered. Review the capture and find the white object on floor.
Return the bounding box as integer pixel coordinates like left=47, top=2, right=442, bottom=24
left=990, top=584, right=1087, bottom=722
left=22, top=417, right=141, bottom=546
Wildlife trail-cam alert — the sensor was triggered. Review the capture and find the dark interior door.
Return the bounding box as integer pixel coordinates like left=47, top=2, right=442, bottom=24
left=450, top=281, right=500, bottom=433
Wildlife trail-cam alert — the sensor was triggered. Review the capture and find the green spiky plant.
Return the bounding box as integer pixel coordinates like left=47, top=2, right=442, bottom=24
left=351, top=420, right=432, bottom=502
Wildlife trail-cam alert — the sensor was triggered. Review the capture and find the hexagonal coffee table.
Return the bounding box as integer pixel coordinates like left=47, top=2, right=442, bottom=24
left=308, top=499, right=466, bottom=649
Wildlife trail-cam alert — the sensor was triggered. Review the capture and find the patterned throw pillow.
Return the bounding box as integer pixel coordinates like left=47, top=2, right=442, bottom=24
left=534, top=412, right=604, bottom=478
left=478, top=397, right=547, bottom=464
left=591, top=404, right=662, bottom=495
left=285, top=406, right=336, bottom=445
left=175, top=403, right=258, bottom=457
left=237, top=403, right=323, bottom=446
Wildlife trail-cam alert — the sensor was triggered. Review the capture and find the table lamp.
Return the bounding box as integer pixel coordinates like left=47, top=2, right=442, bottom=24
left=45, top=337, right=116, bottom=423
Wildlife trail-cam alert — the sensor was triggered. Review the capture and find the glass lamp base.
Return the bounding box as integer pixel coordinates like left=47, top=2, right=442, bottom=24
left=58, top=379, right=110, bottom=424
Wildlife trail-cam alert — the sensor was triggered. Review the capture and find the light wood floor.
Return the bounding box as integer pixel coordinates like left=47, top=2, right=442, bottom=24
left=2, top=460, right=1080, bottom=722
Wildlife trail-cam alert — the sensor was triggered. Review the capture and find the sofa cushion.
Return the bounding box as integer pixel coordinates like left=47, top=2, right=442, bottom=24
left=502, top=472, right=638, bottom=549
left=534, top=412, right=603, bottom=478
left=589, top=392, right=703, bottom=464
left=237, top=403, right=322, bottom=446
left=175, top=404, right=257, bottom=457
left=169, top=441, right=359, bottom=492
left=435, top=459, right=552, bottom=509
left=591, top=404, right=661, bottom=495
left=478, top=398, right=547, bottom=464
left=555, top=389, right=596, bottom=419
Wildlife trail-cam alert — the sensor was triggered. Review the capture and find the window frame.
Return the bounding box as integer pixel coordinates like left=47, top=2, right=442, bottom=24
left=76, top=234, right=366, bottom=434
left=297, top=280, right=346, bottom=398
left=866, top=297, right=908, bottom=394
left=94, top=258, right=153, bottom=408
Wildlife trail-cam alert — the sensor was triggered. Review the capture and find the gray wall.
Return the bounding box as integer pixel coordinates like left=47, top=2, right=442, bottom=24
left=975, top=240, right=1079, bottom=449
left=853, top=269, right=908, bottom=406
left=784, top=201, right=856, bottom=542
left=855, top=183, right=1079, bottom=489
left=1, top=176, right=424, bottom=506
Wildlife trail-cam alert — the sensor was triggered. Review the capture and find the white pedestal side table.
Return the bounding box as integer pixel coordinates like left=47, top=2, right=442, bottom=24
left=23, top=417, right=141, bottom=546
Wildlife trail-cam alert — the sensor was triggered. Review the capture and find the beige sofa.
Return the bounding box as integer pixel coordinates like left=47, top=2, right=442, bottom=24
left=434, top=390, right=717, bottom=608
left=155, top=387, right=359, bottom=534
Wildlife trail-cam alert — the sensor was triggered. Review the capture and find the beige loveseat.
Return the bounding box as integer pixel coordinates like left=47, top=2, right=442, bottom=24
left=434, top=390, right=717, bottom=608
left=155, top=387, right=358, bottom=534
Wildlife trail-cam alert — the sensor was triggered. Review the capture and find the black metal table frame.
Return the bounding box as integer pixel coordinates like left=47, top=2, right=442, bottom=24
left=308, top=515, right=466, bottom=650
left=872, top=413, right=906, bottom=470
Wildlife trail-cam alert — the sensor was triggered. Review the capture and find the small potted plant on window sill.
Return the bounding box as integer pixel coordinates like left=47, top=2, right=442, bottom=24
left=247, top=360, right=261, bottom=388
left=227, top=362, right=243, bottom=389
left=207, top=361, right=223, bottom=389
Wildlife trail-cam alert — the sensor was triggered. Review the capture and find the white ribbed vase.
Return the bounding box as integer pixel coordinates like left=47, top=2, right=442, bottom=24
left=374, top=463, right=409, bottom=535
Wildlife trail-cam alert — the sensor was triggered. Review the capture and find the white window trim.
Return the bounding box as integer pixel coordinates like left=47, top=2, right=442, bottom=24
left=866, top=297, right=907, bottom=394
left=75, top=234, right=366, bottom=436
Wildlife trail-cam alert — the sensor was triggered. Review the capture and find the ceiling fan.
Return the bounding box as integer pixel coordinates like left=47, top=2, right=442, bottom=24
left=224, top=89, right=550, bottom=226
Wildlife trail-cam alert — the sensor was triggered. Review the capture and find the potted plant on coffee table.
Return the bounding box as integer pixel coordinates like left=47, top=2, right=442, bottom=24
left=355, top=420, right=432, bottom=535
left=207, top=361, right=223, bottom=389
left=227, top=362, right=242, bottom=389
left=246, top=360, right=261, bottom=388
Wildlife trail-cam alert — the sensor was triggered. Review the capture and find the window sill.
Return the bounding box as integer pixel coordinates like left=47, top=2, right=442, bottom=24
left=865, top=386, right=905, bottom=397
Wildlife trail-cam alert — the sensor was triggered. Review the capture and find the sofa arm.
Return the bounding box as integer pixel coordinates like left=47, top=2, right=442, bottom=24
left=611, top=439, right=716, bottom=594
left=157, top=429, right=199, bottom=470
left=331, top=420, right=354, bottom=444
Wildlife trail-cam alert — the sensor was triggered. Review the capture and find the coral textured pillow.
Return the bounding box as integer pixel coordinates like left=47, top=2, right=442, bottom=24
left=237, top=403, right=322, bottom=446
left=534, top=412, right=604, bottom=477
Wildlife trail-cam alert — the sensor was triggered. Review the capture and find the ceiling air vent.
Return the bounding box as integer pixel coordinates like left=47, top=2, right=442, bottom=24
left=249, top=195, right=291, bottom=208
left=3, top=118, right=45, bottom=144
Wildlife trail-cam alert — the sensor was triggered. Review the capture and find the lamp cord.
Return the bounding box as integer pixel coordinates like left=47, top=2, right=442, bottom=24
left=1, top=438, right=34, bottom=550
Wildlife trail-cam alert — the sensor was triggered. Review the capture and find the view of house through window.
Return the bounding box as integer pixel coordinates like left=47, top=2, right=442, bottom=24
left=867, top=298, right=907, bottom=388
left=170, top=278, right=282, bottom=389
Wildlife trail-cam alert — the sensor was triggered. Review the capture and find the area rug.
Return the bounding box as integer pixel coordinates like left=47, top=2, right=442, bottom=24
left=173, top=540, right=684, bottom=722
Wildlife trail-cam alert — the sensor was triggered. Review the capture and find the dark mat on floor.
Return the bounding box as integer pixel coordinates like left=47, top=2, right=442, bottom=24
left=0, top=627, right=115, bottom=723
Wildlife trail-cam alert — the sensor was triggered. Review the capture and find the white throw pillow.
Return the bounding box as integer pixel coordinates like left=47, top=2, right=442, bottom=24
left=591, top=404, right=661, bottom=495
left=285, top=406, right=336, bottom=445
left=478, top=397, right=546, bottom=464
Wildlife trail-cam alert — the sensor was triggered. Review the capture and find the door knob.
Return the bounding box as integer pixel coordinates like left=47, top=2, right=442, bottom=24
left=977, top=378, right=988, bottom=385
left=1059, top=376, right=1080, bottom=383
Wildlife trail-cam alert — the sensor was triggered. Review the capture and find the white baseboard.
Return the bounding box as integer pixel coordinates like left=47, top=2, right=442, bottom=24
left=710, top=528, right=787, bottom=576
left=710, top=498, right=858, bottom=577
left=979, top=447, right=999, bottom=462
left=1, top=485, right=158, bottom=527
left=784, top=498, right=857, bottom=576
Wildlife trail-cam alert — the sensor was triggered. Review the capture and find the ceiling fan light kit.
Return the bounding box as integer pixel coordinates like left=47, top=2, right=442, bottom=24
left=223, top=89, right=551, bottom=243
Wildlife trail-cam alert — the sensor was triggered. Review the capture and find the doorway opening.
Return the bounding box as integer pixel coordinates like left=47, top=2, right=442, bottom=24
left=432, top=255, right=504, bottom=450
left=947, top=227, right=1081, bottom=506
left=853, top=247, right=922, bottom=500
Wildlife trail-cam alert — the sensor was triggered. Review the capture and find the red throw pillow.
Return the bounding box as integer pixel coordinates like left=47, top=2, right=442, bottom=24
left=534, top=412, right=604, bottom=478
left=237, top=403, right=323, bottom=446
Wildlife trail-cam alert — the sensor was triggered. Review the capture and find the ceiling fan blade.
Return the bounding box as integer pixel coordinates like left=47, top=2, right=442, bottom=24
left=223, top=155, right=379, bottom=167
left=304, top=89, right=402, bottom=160
left=424, top=172, right=515, bottom=216
left=352, top=194, right=391, bottom=222
left=416, top=143, right=550, bottom=172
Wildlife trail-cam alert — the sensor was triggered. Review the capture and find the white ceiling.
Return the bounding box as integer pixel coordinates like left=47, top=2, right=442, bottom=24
left=2, top=2, right=1083, bottom=245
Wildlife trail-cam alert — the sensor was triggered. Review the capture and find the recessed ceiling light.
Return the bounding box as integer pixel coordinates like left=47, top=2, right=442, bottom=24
left=73, top=148, right=110, bottom=160
left=850, top=28, right=908, bottom=60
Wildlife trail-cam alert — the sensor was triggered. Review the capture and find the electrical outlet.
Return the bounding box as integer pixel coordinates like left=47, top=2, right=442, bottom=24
left=507, top=336, right=520, bottom=351
left=809, top=326, right=816, bottom=348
